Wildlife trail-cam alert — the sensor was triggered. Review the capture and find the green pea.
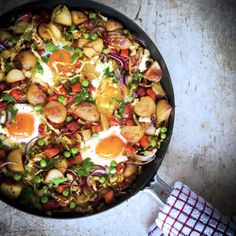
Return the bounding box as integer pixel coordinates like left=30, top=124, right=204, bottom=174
left=34, top=175, right=42, bottom=184
left=160, top=133, right=167, bottom=140
left=69, top=201, right=77, bottom=209
left=150, top=139, right=157, bottom=147
left=63, top=189, right=69, bottom=197
left=71, top=147, right=78, bottom=155
left=110, top=161, right=117, bottom=167
left=89, top=13, right=96, bottom=19
left=82, top=80, right=89, bottom=87
left=64, top=151, right=71, bottom=158
left=83, top=33, right=90, bottom=39
left=160, top=127, right=168, bottom=133
left=66, top=116, right=73, bottom=122
left=98, top=176, right=106, bottom=184
left=70, top=25, right=77, bottom=31
left=102, top=48, right=110, bottom=54
left=40, top=159, right=47, bottom=168
left=13, top=173, right=22, bottom=181
left=34, top=105, right=42, bottom=112
left=90, top=33, right=98, bottom=41
left=58, top=95, right=65, bottom=103
left=108, top=167, right=116, bottom=175
left=37, top=139, right=45, bottom=146
left=41, top=196, right=48, bottom=204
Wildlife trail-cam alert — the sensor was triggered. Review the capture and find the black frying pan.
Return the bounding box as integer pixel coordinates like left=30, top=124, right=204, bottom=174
left=0, top=0, right=175, bottom=218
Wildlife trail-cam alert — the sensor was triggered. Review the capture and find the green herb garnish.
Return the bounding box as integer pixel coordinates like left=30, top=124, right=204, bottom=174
left=75, top=158, right=93, bottom=176
left=51, top=177, right=68, bottom=188
left=23, top=33, right=32, bottom=41
left=65, top=34, right=73, bottom=41
left=45, top=42, right=59, bottom=53
left=63, top=45, right=74, bottom=52
left=0, top=93, right=16, bottom=103
left=7, top=104, right=18, bottom=123
left=71, top=48, right=83, bottom=63
left=41, top=55, right=49, bottom=64
left=36, top=62, right=44, bottom=75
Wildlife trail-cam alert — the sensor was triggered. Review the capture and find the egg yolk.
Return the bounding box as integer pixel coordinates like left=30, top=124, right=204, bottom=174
left=96, top=135, right=125, bottom=159
left=7, top=113, right=35, bottom=138
left=96, top=80, right=129, bottom=115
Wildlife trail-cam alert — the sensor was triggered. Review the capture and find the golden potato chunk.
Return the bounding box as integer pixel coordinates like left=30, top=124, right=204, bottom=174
left=156, top=99, right=172, bottom=125
left=14, top=50, right=37, bottom=70
left=71, top=11, right=88, bottom=25
left=26, top=84, right=47, bottom=105
left=6, top=69, right=25, bottom=83
left=134, top=96, right=156, bottom=117
left=105, top=19, right=123, bottom=31
left=0, top=182, right=22, bottom=199
left=51, top=5, right=72, bottom=26
left=6, top=149, right=24, bottom=173
left=143, top=61, right=162, bottom=83
left=121, top=126, right=144, bottom=144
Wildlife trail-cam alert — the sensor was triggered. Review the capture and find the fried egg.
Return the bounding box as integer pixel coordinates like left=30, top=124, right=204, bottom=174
left=80, top=126, right=127, bottom=166
left=0, top=104, right=42, bottom=145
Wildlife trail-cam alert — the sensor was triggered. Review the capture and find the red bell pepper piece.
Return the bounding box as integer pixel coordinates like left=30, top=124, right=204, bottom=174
left=71, top=82, right=82, bottom=93
left=43, top=148, right=60, bottom=158
left=139, top=135, right=150, bottom=147
left=146, top=88, right=157, bottom=101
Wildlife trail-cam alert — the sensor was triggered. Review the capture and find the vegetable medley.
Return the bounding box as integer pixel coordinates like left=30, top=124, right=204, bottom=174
left=0, top=5, right=172, bottom=215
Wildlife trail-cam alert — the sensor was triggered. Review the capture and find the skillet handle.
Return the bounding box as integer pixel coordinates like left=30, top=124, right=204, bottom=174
left=143, top=175, right=172, bottom=207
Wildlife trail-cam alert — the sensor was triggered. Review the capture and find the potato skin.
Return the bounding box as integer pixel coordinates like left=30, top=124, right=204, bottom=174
left=121, top=126, right=144, bottom=144
left=43, top=101, right=67, bottom=124
left=6, top=69, right=25, bottom=83
left=14, top=50, right=37, bottom=70
left=105, top=19, right=123, bottom=31
left=0, top=181, right=22, bottom=199
left=156, top=99, right=172, bottom=125
left=83, top=38, right=104, bottom=58
left=6, top=149, right=24, bottom=173
left=71, top=11, right=88, bottom=25
left=134, top=96, right=156, bottom=117
left=26, top=84, right=47, bottom=105
left=51, top=5, right=72, bottom=26
left=73, top=102, right=99, bottom=122
left=107, top=34, right=131, bottom=49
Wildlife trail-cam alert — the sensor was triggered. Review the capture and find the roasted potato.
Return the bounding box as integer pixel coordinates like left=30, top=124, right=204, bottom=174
left=6, top=69, right=25, bottom=83
left=43, top=101, right=67, bottom=123
left=73, top=102, right=99, bottom=122
left=100, top=113, right=109, bottom=130
left=6, top=149, right=24, bottom=173
left=13, top=22, right=30, bottom=34
left=71, top=11, right=88, bottom=25
left=143, top=61, right=162, bottom=83
left=156, top=99, right=172, bottom=125
left=134, top=96, right=156, bottom=117
left=81, top=63, right=100, bottom=80
left=54, top=159, right=68, bottom=174
left=152, top=83, right=166, bottom=98
left=51, top=5, right=72, bottom=26
left=0, top=181, right=22, bottom=199
left=105, top=19, right=123, bottom=31
left=121, top=126, right=144, bottom=144
left=108, top=34, right=131, bottom=49
left=14, top=50, right=37, bottom=70
left=124, top=165, right=137, bottom=178
left=77, top=38, right=90, bottom=48
left=44, top=169, right=64, bottom=184
left=83, top=38, right=104, bottom=58
left=0, top=30, right=11, bottom=42
left=38, top=23, right=62, bottom=40
left=81, top=129, right=92, bottom=142
left=26, top=84, right=47, bottom=105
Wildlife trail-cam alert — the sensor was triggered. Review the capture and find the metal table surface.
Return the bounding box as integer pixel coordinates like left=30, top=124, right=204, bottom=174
left=0, top=0, right=235, bottom=235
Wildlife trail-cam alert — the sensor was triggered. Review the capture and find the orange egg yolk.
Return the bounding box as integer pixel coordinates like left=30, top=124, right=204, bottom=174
left=95, top=135, right=125, bottom=159
left=7, top=113, right=35, bottom=138
left=48, top=49, right=81, bottom=74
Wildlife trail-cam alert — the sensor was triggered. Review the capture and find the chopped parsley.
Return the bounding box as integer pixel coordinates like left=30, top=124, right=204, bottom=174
left=71, top=48, right=83, bottom=63
left=50, top=177, right=68, bottom=188
left=65, top=33, right=73, bottom=41
left=41, top=55, right=49, bottom=64
left=75, top=158, right=93, bottom=176
left=36, top=62, right=44, bottom=74
left=23, top=33, right=32, bottom=41
left=0, top=93, right=16, bottom=103
left=11, top=36, right=19, bottom=44
left=63, top=45, right=74, bottom=52
left=6, top=104, right=18, bottom=124
left=5, top=65, right=13, bottom=73
left=128, top=71, right=143, bottom=89
left=45, top=42, right=59, bottom=53
left=115, top=101, right=127, bottom=120
left=103, top=67, right=118, bottom=83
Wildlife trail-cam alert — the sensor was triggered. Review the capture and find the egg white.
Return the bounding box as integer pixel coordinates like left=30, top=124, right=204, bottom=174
left=0, top=104, right=42, bottom=145
left=80, top=126, right=128, bottom=167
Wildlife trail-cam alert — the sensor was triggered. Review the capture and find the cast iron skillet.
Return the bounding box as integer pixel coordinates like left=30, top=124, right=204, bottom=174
left=0, top=0, right=175, bottom=218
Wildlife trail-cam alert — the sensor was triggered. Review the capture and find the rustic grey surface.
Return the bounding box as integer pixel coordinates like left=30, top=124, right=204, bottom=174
left=0, top=0, right=236, bottom=235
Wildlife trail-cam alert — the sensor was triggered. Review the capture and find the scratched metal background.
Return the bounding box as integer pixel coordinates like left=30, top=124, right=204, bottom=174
left=0, top=0, right=235, bottom=235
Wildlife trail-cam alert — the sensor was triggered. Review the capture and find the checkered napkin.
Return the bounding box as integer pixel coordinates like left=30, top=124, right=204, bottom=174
left=148, top=182, right=236, bottom=236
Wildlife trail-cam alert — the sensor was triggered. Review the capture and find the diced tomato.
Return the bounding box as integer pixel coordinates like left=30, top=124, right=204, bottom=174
left=104, top=190, right=115, bottom=204
left=75, top=59, right=82, bottom=69
left=9, top=89, right=23, bottom=100
left=43, top=148, right=60, bottom=158
left=120, top=48, right=129, bottom=57
left=124, top=145, right=136, bottom=154
left=88, top=85, right=95, bottom=95
left=137, top=87, right=146, bottom=97
left=41, top=200, right=60, bottom=211
left=126, top=119, right=134, bottom=126
left=75, top=143, right=81, bottom=150
left=48, top=95, right=58, bottom=101
left=67, top=121, right=80, bottom=132
left=71, top=82, right=82, bottom=93
left=109, top=116, right=120, bottom=126
left=139, top=135, right=150, bottom=147
left=68, top=155, right=82, bottom=165
left=38, top=124, right=45, bottom=136
left=146, top=89, right=157, bottom=101
left=67, top=95, right=74, bottom=103
left=123, top=104, right=133, bottom=119
left=59, top=86, right=67, bottom=96
left=92, top=125, right=103, bottom=133
left=55, top=184, right=67, bottom=193
left=0, top=83, right=6, bottom=92
left=38, top=48, right=45, bottom=55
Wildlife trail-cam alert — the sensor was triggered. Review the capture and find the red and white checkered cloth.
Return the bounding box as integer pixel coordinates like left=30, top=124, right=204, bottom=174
left=148, top=182, right=236, bottom=236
